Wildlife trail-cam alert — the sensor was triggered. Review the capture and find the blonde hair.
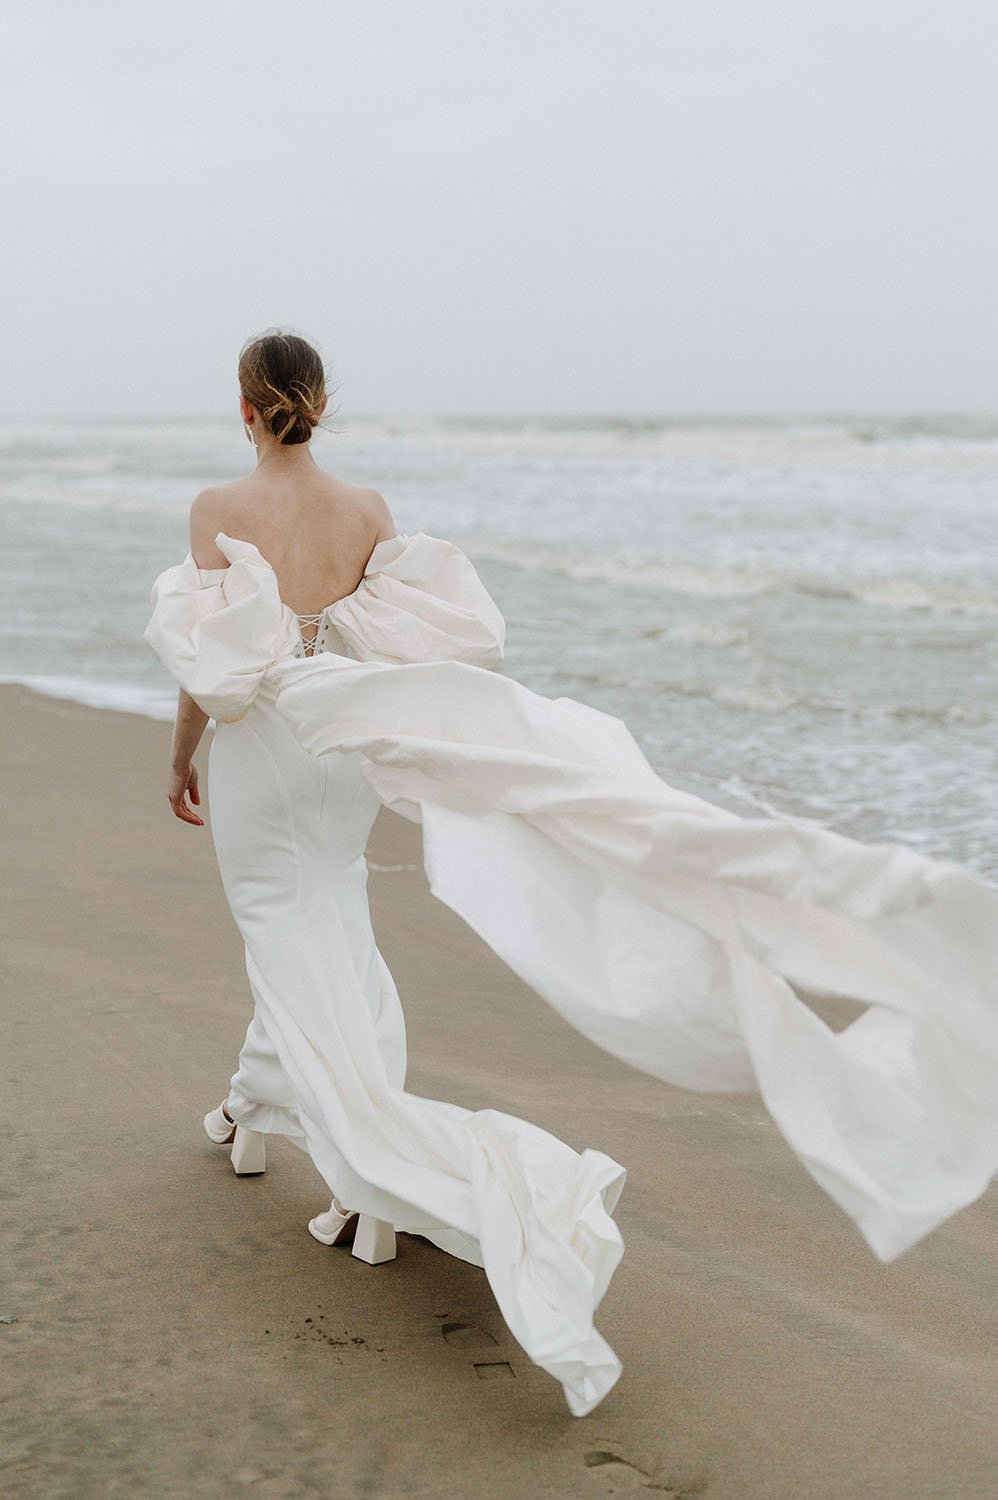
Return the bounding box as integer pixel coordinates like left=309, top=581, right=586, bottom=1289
left=238, top=328, right=331, bottom=445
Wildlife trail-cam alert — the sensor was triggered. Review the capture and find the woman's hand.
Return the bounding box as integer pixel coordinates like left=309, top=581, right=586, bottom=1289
left=168, top=760, right=204, bottom=827
left=167, top=689, right=209, bottom=825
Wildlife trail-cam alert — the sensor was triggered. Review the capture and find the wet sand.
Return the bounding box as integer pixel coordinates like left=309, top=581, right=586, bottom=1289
left=2, top=681, right=997, bottom=1499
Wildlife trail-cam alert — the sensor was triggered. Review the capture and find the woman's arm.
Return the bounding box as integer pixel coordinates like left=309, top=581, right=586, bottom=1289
left=164, top=491, right=229, bottom=825
left=167, top=687, right=209, bottom=826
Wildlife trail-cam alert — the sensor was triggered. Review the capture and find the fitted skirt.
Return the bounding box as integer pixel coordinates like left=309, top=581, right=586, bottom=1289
left=203, top=692, right=627, bottom=1419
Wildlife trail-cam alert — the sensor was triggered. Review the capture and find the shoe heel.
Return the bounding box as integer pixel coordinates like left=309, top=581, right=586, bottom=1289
left=351, top=1215, right=396, bottom=1265
left=230, top=1126, right=266, bottom=1176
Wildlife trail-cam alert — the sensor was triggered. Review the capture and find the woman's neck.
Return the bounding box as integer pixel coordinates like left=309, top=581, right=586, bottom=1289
left=252, top=438, right=319, bottom=474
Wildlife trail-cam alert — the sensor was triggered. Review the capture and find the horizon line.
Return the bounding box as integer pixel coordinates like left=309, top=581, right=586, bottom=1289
left=1, top=409, right=996, bottom=426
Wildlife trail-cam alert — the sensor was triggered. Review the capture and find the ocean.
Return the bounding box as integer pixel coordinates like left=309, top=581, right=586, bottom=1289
left=2, top=414, right=995, bottom=879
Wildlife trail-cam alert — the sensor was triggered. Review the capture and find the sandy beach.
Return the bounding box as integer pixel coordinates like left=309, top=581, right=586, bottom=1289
left=3, top=680, right=997, bottom=1500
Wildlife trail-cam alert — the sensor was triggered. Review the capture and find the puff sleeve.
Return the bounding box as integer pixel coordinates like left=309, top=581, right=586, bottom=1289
left=143, top=535, right=298, bottom=721
left=323, top=533, right=505, bottom=667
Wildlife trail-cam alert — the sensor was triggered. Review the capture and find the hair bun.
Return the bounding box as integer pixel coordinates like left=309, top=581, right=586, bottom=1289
left=238, top=330, right=329, bottom=446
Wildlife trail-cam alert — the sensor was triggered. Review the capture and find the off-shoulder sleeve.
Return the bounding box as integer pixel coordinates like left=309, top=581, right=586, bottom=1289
left=143, top=537, right=297, bottom=722
left=326, top=533, right=505, bottom=667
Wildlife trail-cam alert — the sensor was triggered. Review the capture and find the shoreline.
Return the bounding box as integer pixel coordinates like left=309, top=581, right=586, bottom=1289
left=3, top=681, right=997, bottom=1498
left=0, top=672, right=178, bottom=723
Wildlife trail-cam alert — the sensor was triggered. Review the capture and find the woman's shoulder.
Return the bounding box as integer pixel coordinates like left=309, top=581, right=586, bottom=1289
left=189, top=482, right=247, bottom=568
left=318, top=473, right=396, bottom=537
left=353, top=484, right=396, bottom=543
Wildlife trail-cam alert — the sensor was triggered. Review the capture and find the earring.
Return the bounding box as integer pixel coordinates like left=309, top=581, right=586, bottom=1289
left=244, top=423, right=256, bottom=447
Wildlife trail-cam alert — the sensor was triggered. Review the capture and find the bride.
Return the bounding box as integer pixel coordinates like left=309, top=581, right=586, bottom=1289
left=145, top=328, right=998, bottom=1418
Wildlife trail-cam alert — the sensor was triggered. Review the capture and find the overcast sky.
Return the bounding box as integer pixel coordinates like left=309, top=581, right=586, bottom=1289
left=3, top=1, right=997, bottom=418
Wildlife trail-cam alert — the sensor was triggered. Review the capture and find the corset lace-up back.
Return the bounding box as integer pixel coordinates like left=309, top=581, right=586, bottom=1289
left=294, top=609, right=325, bottom=657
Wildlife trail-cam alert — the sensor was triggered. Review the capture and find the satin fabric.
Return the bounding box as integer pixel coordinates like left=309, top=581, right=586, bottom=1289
left=145, top=528, right=998, bottom=1414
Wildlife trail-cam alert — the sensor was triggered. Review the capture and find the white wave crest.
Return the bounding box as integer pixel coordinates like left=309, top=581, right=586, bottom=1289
left=474, top=543, right=998, bottom=616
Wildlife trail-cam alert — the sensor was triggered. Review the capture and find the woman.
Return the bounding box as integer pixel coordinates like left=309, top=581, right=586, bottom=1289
left=163, top=330, right=411, bottom=1261
left=146, top=329, right=998, bottom=1419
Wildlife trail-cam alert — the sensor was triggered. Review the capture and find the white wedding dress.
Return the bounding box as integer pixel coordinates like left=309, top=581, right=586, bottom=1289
left=145, top=527, right=998, bottom=1418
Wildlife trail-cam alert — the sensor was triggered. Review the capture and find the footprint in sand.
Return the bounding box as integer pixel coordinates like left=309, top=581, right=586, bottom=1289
left=583, top=1451, right=706, bottom=1496
left=440, top=1320, right=515, bottom=1381
left=584, top=1452, right=652, bottom=1494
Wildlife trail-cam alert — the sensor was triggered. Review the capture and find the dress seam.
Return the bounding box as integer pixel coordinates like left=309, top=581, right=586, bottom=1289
left=318, top=756, right=330, bottom=825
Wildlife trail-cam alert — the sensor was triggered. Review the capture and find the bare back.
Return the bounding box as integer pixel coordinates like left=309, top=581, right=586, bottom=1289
left=189, top=466, right=397, bottom=618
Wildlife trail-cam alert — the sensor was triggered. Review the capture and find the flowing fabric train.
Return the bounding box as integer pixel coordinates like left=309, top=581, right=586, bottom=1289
left=145, top=527, right=998, bottom=1416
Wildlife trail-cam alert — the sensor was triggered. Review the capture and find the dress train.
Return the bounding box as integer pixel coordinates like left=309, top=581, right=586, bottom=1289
left=144, top=527, right=998, bottom=1416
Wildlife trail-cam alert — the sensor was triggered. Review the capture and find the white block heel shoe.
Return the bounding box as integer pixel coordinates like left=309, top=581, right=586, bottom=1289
left=351, top=1214, right=396, bottom=1265
left=229, top=1125, right=266, bottom=1175
left=203, top=1100, right=266, bottom=1176
left=308, top=1198, right=397, bottom=1265
left=203, top=1100, right=237, bottom=1144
